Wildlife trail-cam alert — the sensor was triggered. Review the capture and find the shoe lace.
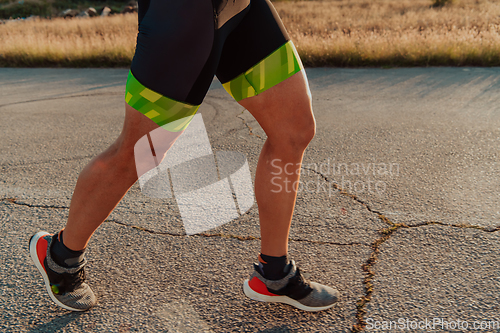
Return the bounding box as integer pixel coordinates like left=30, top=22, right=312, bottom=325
left=289, top=267, right=313, bottom=295
left=66, top=268, right=86, bottom=289
left=268, top=267, right=313, bottom=300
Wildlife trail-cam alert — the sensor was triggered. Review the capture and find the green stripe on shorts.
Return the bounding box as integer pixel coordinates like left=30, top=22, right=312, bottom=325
left=125, top=70, right=200, bottom=132
left=222, top=41, right=304, bottom=102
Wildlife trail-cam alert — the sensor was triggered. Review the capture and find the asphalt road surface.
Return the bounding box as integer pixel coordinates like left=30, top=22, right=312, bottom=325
left=1, top=67, right=499, bottom=332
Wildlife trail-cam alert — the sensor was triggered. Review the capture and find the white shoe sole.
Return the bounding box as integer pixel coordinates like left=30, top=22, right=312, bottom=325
left=29, top=231, right=87, bottom=312
left=243, top=279, right=335, bottom=312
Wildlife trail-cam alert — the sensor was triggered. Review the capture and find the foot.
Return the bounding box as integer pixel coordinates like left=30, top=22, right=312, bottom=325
left=29, top=231, right=97, bottom=311
left=243, top=260, right=339, bottom=312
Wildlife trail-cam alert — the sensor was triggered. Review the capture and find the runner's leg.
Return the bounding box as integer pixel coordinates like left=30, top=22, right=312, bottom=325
left=62, top=104, right=181, bottom=251
left=29, top=0, right=228, bottom=312
left=217, top=0, right=338, bottom=311
left=238, top=70, right=314, bottom=257
left=216, top=0, right=314, bottom=258
left=63, top=0, right=217, bottom=250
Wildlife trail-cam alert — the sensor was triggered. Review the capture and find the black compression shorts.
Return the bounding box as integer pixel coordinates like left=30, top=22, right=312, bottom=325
left=125, top=0, right=304, bottom=132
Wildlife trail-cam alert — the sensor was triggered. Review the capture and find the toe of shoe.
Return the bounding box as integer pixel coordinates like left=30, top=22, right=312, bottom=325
left=76, top=285, right=97, bottom=310
left=55, top=284, right=97, bottom=311
left=299, top=282, right=340, bottom=307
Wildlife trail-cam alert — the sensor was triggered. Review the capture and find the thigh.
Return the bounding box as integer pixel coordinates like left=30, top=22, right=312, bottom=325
left=216, top=0, right=313, bottom=136
left=131, top=0, right=215, bottom=105
left=127, top=0, right=216, bottom=135
left=125, top=0, right=218, bottom=175
left=216, top=0, right=303, bottom=101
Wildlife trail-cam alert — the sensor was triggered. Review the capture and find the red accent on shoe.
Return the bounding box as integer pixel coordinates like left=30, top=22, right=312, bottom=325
left=36, top=236, right=48, bottom=273
left=249, top=276, right=279, bottom=296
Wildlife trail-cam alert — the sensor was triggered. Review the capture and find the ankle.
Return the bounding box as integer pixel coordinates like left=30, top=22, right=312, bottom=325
left=258, top=253, right=290, bottom=280
left=50, top=230, right=86, bottom=268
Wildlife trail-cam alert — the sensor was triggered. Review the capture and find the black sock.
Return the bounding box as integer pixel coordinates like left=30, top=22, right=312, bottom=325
left=258, top=253, right=290, bottom=280
left=50, top=230, right=85, bottom=268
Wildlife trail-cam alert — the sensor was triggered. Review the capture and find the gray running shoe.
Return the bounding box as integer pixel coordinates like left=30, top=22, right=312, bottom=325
left=29, top=231, right=96, bottom=311
left=243, top=259, right=339, bottom=311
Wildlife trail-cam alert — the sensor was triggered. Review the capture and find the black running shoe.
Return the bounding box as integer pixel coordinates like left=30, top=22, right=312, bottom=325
left=29, top=231, right=96, bottom=311
left=243, top=260, right=339, bottom=311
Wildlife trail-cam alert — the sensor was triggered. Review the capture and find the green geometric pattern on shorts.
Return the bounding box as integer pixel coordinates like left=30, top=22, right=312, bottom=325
left=223, top=41, right=304, bottom=102
left=125, top=70, right=200, bottom=132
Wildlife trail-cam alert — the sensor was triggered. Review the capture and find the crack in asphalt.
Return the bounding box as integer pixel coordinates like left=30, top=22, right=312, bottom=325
left=352, top=222, right=405, bottom=332
left=352, top=220, right=498, bottom=332
left=300, top=168, right=499, bottom=332
left=408, top=220, right=500, bottom=233
left=0, top=198, right=369, bottom=247
left=301, top=167, right=395, bottom=226
left=0, top=198, right=68, bottom=209
left=290, top=237, right=369, bottom=246
left=109, top=219, right=369, bottom=246
left=297, top=167, right=417, bottom=332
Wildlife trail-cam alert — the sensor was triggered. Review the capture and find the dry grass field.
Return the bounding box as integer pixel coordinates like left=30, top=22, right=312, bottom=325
left=0, top=13, right=137, bottom=67
left=2, top=0, right=500, bottom=67
left=276, top=0, right=500, bottom=66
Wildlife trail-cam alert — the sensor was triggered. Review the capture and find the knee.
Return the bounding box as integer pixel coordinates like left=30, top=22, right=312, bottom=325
left=289, top=116, right=316, bottom=150
left=92, top=138, right=138, bottom=181
left=296, top=112, right=316, bottom=147
left=270, top=106, right=316, bottom=152
left=278, top=84, right=315, bottom=150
